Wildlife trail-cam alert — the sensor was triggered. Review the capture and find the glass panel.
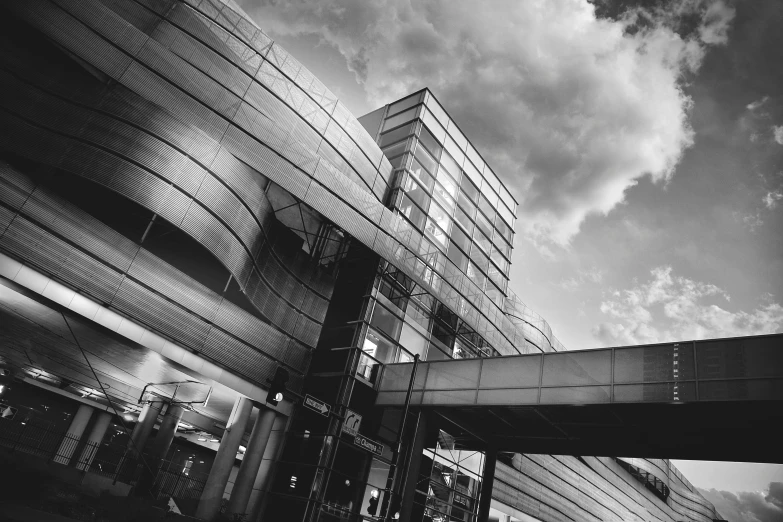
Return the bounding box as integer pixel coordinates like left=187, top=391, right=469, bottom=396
left=388, top=92, right=422, bottom=116
left=478, top=194, right=495, bottom=221
left=477, top=388, right=539, bottom=405
left=466, top=262, right=486, bottom=291
left=483, top=165, right=501, bottom=192
left=498, top=202, right=515, bottom=231
left=381, top=140, right=407, bottom=161
left=494, top=218, right=511, bottom=245
left=418, top=125, right=443, bottom=159
left=540, top=386, right=611, bottom=404
left=406, top=299, right=431, bottom=331
left=426, top=95, right=449, bottom=125
left=363, top=327, right=396, bottom=364
left=454, top=206, right=474, bottom=236
left=414, top=143, right=439, bottom=176
left=443, top=135, right=465, bottom=170
left=439, top=151, right=461, bottom=181
left=698, top=379, right=783, bottom=401
left=480, top=355, right=541, bottom=387
left=461, top=178, right=479, bottom=204
left=449, top=225, right=470, bottom=254
left=436, top=167, right=459, bottom=198
left=476, top=213, right=493, bottom=241
left=425, top=219, right=449, bottom=250
left=421, top=107, right=447, bottom=143
left=379, top=122, right=414, bottom=148
left=433, top=183, right=456, bottom=215
left=425, top=360, right=481, bottom=389
left=410, top=157, right=436, bottom=191
left=614, top=344, right=695, bottom=383
left=446, top=120, right=468, bottom=150
left=695, top=336, right=783, bottom=379
left=428, top=201, right=453, bottom=236
left=382, top=106, right=418, bottom=132
left=473, top=228, right=492, bottom=254
left=542, top=351, right=612, bottom=386
left=425, top=342, right=451, bottom=361
left=369, top=301, right=403, bottom=341
left=397, top=195, right=426, bottom=231
left=447, top=242, right=469, bottom=272
left=399, top=323, right=429, bottom=359
left=401, top=174, right=430, bottom=210
left=613, top=382, right=696, bottom=402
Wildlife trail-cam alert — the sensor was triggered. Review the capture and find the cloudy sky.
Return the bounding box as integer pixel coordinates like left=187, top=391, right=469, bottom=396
left=237, top=0, right=782, bottom=514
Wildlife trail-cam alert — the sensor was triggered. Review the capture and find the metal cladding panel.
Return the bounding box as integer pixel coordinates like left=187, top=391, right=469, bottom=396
left=95, top=0, right=164, bottom=35
left=52, top=0, right=151, bottom=54
left=9, top=0, right=134, bottom=81
left=0, top=202, right=15, bottom=233
left=0, top=163, right=38, bottom=211
left=128, top=248, right=221, bottom=321
left=179, top=202, right=253, bottom=285
left=0, top=217, right=123, bottom=304
left=209, top=146, right=272, bottom=230
left=212, top=298, right=287, bottom=357
left=112, top=277, right=211, bottom=349
left=195, top=173, right=259, bottom=249
left=23, top=190, right=137, bottom=273
left=120, top=61, right=229, bottom=142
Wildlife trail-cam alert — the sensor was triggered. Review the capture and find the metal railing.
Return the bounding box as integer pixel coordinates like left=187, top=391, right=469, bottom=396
left=0, top=415, right=207, bottom=502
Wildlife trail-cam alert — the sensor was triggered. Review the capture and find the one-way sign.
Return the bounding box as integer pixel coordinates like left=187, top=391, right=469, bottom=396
left=303, top=394, right=330, bottom=417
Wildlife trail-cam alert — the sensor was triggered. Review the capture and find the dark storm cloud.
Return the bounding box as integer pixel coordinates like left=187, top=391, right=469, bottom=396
left=699, top=482, right=783, bottom=522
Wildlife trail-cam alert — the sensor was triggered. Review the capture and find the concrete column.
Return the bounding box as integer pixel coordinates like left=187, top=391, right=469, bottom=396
left=54, top=403, right=94, bottom=465
left=76, top=411, right=112, bottom=471
left=196, top=396, right=252, bottom=521
left=128, top=400, right=165, bottom=456
left=399, top=412, right=430, bottom=522
left=227, top=407, right=276, bottom=517
left=477, top=445, right=498, bottom=522
left=135, top=403, right=185, bottom=496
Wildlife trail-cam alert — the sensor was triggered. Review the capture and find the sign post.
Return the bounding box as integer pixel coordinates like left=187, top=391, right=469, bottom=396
left=341, top=409, right=362, bottom=437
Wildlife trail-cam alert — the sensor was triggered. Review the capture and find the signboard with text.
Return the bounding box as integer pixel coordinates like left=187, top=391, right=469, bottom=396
left=303, top=394, right=331, bottom=417
left=354, top=434, right=383, bottom=457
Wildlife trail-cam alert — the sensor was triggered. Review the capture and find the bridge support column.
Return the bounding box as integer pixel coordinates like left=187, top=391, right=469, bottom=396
left=134, top=403, right=184, bottom=496
left=76, top=411, right=112, bottom=471
left=477, top=445, right=497, bottom=522
left=226, top=406, right=276, bottom=518
left=399, top=411, right=429, bottom=522
left=196, top=395, right=252, bottom=521
left=54, top=403, right=94, bottom=465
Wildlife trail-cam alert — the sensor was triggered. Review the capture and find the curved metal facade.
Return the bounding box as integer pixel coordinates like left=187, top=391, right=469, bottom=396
left=4, top=0, right=563, bottom=357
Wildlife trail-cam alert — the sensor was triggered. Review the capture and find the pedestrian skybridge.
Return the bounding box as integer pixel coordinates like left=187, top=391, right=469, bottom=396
left=376, top=334, right=783, bottom=463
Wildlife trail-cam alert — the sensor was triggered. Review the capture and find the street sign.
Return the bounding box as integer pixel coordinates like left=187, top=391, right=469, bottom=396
left=354, top=434, right=383, bottom=457
left=0, top=403, right=17, bottom=420
left=303, top=394, right=330, bottom=417
left=341, top=409, right=362, bottom=437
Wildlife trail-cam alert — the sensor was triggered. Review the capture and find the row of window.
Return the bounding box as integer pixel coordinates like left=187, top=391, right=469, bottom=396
left=380, top=102, right=516, bottom=233
left=384, top=91, right=517, bottom=227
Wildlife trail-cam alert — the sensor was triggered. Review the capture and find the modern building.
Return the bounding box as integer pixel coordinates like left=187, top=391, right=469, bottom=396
left=0, top=0, right=741, bottom=521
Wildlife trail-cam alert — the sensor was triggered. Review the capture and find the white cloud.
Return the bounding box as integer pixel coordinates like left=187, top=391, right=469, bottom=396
left=593, top=266, right=783, bottom=346
left=557, top=267, right=606, bottom=291
left=747, top=96, right=769, bottom=111
left=240, top=0, right=735, bottom=246
left=773, top=125, right=783, bottom=145
left=765, top=190, right=783, bottom=209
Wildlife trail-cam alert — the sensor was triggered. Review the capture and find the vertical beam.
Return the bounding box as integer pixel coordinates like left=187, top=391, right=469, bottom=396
left=135, top=403, right=184, bottom=496
left=398, top=411, right=429, bottom=522
left=477, top=445, right=498, bottom=522
left=54, top=403, right=94, bottom=465
left=227, top=407, right=276, bottom=517
left=196, top=396, right=252, bottom=521
left=76, top=411, right=112, bottom=471
left=129, top=400, right=165, bottom=456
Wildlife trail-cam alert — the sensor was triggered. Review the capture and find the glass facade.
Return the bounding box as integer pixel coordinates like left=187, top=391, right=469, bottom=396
left=376, top=91, right=516, bottom=308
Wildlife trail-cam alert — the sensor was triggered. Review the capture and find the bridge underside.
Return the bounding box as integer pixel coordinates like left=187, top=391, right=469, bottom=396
left=377, top=334, right=783, bottom=463
left=412, top=400, right=781, bottom=463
